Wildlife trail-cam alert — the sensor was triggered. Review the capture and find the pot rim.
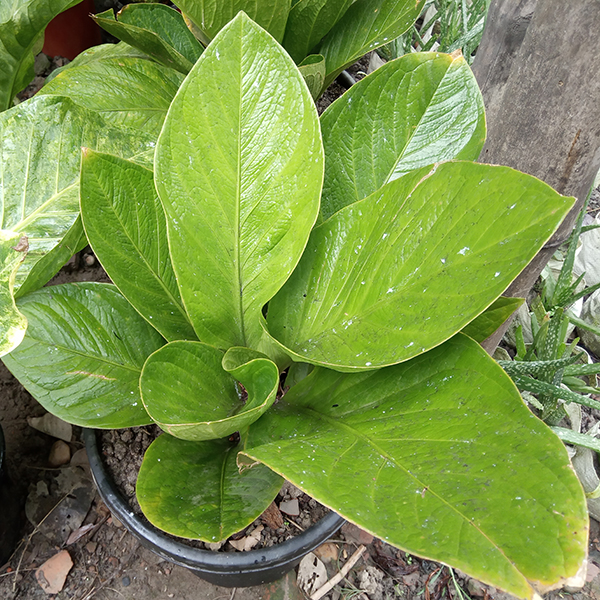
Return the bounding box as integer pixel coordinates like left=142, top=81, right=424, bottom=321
left=83, top=428, right=345, bottom=575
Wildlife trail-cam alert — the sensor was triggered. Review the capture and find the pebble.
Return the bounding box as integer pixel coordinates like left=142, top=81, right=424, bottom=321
left=48, top=440, right=71, bottom=467
left=83, top=253, right=96, bottom=266
left=122, top=575, right=131, bottom=587
left=279, top=498, right=300, bottom=516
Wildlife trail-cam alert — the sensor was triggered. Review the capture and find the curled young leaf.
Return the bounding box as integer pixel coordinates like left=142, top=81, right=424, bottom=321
left=140, top=342, right=279, bottom=440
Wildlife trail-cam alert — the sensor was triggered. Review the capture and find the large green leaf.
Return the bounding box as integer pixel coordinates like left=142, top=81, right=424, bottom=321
left=0, top=0, right=83, bottom=111
left=93, top=4, right=202, bottom=74
left=266, top=162, right=573, bottom=370
left=0, top=95, right=157, bottom=294
left=461, top=297, right=524, bottom=342
left=0, top=231, right=28, bottom=356
left=2, top=283, right=165, bottom=427
left=320, top=52, right=486, bottom=219
left=317, top=0, right=424, bottom=91
left=140, top=342, right=279, bottom=440
left=40, top=55, right=183, bottom=132
left=155, top=13, right=323, bottom=350
left=137, top=433, right=283, bottom=541
left=282, top=0, right=354, bottom=63
left=243, top=335, right=587, bottom=599
left=175, top=0, right=292, bottom=42
left=80, top=150, right=196, bottom=342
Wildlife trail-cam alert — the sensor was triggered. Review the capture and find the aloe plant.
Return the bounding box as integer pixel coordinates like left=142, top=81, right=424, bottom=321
left=2, top=13, right=588, bottom=599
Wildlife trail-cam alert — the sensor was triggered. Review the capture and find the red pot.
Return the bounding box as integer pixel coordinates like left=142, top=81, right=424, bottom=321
left=42, top=0, right=102, bottom=60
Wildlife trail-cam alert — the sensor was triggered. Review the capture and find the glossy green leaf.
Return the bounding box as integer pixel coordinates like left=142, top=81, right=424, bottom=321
left=40, top=55, right=183, bottom=133
left=0, top=0, right=83, bottom=111
left=2, top=283, right=164, bottom=427
left=298, top=54, right=326, bottom=100
left=320, top=52, right=486, bottom=218
left=0, top=95, right=156, bottom=294
left=137, top=433, right=283, bottom=541
left=140, top=342, right=279, bottom=440
left=155, top=13, right=323, bottom=349
left=93, top=5, right=202, bottom=74
left=266, top=162, right=574, bottom=370
left=282, top=0, right=354, bottom=63
left=14, top=217, right=87, bottom=300
left=80, top=150, right=196, bottom=342
left=243, top=335, right=587, bottom=599
left=317, top=0, right=425, bottom=90
left=0, top=231, right=28, bottom=356
left=45, top=42, right=152, bottom=84
left=176, top=0, right=292, bottom=42
left=461, top=297, right=524, bottom=342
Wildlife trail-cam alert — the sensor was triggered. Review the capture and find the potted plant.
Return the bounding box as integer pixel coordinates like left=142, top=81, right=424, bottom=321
left=0, top=11, right=589, bottom=597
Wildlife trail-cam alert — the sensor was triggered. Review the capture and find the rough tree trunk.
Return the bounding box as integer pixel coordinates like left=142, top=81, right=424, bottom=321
left=471, top=0, right=600, bottom=353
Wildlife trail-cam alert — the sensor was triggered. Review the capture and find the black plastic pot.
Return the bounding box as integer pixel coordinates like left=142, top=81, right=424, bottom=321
left=83, top=428, right=344, bottom=587
left=0, top=424, right=22, bottom=566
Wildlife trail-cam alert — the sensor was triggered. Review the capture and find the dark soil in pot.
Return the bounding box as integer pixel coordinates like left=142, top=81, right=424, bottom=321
left=99, top=426, right=332, bottom=552
left=85, top=428, right=345, bottom=587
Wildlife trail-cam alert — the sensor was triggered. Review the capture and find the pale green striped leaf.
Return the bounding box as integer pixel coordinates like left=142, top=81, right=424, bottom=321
left=2, top=283, right=164, bottom=427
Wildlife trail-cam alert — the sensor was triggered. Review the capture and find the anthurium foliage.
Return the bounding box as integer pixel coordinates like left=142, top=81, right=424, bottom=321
left=93, top=0, right=426, bottom=98
left=2, top=13, right=588, bottom=598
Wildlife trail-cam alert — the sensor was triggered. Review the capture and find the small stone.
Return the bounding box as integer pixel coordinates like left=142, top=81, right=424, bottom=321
left=83, top=253, right=96, bottom=267
left=280, top=481, right=303, bottom=499
left=205, top=541, right=224, bottom=551
left=467, top=578, right=488, bottom=597
left=85, top=541, right=97, bottom=553
left=34, top=53, right=51, bottom=75
left=122, top=575, right=131, bottom=587
left=48, top=440, right=71, bottom=467
left=315, top=542, right=339, bottom=563
left=279, top=498, right=300, bottom=516
left=35, top=550, right=73, bottom=594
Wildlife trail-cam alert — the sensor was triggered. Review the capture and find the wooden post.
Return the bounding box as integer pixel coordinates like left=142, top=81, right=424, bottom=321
left=471, top=0, right=600, bottom=352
